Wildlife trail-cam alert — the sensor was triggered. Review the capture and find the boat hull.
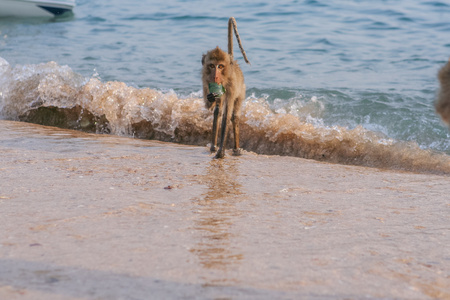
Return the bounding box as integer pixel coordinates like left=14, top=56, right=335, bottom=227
left=0, top=0, right=75, bottom=17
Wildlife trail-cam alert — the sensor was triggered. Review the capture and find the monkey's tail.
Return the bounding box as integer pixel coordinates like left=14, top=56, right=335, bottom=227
left=228, top=17, right=251, bottom=65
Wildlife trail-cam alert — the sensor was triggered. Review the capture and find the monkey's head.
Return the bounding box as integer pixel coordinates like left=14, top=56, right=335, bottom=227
left=202, top=47, right=232, bottom=85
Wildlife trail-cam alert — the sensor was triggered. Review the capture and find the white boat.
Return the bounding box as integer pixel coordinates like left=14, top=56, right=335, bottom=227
left=0, top=0, right=75, bottom=17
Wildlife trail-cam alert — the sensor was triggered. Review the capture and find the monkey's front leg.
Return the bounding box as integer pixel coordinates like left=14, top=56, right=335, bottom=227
left=211, top=102, right=220, bottom=152
left=215, top=104, right=229, bottom=159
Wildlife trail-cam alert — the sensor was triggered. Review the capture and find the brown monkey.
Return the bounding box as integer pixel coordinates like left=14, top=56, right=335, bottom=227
left=436, top=59, right=450, bottom=125
left=202, top=17, right=250, bottom=159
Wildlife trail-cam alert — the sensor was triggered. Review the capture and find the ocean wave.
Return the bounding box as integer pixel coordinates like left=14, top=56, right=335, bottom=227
left=1, top=58, right=449, bottom=174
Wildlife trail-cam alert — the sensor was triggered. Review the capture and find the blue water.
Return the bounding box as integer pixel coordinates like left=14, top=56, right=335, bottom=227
left=1, top=0, right=450, bottom=159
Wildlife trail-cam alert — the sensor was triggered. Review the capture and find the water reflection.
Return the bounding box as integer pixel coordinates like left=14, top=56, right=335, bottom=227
left=190, top=158, right=245, bottom=278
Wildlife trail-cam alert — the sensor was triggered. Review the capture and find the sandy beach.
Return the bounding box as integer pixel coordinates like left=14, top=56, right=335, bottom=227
left=0, top=120, right=449, bottom=299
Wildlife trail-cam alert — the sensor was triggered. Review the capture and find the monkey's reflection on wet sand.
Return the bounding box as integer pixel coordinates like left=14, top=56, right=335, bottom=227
left=190, top=158, right=246, bottom=284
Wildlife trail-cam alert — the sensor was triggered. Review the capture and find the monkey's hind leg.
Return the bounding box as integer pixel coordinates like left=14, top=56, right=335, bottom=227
left=231, top=113, right=242, bottom=156
left=210, top=103, right=221, bottom=152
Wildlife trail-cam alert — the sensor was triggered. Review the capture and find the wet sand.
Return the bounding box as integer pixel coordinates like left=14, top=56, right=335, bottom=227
left=0, top=120, right=449, bottom=299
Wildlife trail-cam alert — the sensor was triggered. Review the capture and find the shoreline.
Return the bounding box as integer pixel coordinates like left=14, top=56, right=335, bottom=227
left=0, top=120, right=449, bottom=299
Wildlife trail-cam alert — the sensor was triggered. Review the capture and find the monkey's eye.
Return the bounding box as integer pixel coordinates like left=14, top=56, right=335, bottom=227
left=209, top=64, right=215, bottom=69
left=218, top=64, right=225, bottom=70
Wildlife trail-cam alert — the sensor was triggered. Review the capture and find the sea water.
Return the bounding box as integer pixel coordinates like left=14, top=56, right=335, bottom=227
left=1, top=0, right=450, bottom=173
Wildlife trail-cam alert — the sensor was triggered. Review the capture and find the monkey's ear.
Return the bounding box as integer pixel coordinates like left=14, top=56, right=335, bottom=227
left=202, top=54, right=206, bottom=65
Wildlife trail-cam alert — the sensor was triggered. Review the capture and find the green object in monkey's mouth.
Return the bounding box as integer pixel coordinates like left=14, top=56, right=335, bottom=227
left=208, top=82, right=226, bottom=97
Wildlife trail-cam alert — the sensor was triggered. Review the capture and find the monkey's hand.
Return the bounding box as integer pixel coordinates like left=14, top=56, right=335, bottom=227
left=207, top=93, right=217, bottom=103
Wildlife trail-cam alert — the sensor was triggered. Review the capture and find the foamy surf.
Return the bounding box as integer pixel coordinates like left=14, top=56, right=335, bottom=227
left=1, top=58, right=449, bottom=174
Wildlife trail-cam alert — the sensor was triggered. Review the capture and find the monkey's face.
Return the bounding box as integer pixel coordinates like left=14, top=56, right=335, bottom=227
left=208, top=63, right=226, bottom=84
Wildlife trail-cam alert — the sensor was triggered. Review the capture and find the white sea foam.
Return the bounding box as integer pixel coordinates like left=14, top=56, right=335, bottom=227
left=1, top=59, right=449, bottom=174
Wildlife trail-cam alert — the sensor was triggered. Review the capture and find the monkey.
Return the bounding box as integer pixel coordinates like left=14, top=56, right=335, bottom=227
left=436, top=59, right=450, bottom=125
left=201, top=17, right=250, bottom=159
